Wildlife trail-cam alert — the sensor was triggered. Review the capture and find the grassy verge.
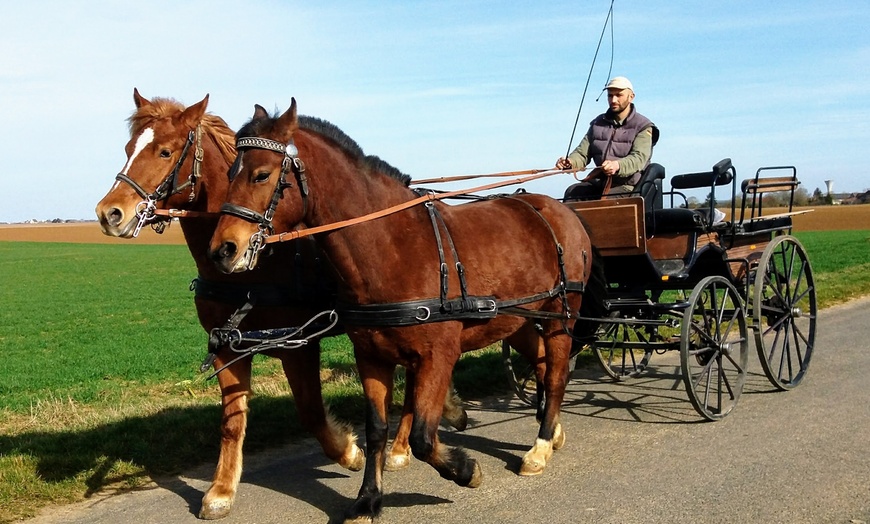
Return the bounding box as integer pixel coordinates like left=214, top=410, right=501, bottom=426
left=1, top=230, right=869, bottom=522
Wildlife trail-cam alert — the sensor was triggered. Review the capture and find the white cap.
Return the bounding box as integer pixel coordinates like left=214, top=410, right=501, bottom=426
left=605, top=76, right=634, bottom=92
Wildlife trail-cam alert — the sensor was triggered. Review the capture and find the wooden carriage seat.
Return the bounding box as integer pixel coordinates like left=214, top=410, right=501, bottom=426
left=564, top=163, right=666, bottom=256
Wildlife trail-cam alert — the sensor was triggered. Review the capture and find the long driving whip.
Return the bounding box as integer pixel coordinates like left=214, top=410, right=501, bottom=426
left=564, top=0, right=616, bottom=159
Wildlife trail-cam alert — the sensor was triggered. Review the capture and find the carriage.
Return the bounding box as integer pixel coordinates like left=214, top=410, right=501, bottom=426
left=503, top=158, right=816, bottom=421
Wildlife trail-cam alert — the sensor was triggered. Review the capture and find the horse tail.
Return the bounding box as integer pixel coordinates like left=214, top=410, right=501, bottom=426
left=573, top=245, right=607, bottom=343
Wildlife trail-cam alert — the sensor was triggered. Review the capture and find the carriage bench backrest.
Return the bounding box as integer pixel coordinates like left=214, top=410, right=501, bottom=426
left=654, top=158, right=736, bottom=235
left=737, top=166, right=799, bottom=233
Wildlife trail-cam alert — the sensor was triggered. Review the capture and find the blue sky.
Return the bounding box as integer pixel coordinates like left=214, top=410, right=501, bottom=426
left=1, top=0, right=868, bottom=222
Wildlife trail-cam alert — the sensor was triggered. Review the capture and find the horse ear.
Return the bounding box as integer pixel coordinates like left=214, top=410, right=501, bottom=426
left=181, top=94, right=209, bottom=128
left=253, top=104, right=269, bottom=120
left=133, top=88, right=150, bottom=109
left=275, top=98, right=298, bottom=143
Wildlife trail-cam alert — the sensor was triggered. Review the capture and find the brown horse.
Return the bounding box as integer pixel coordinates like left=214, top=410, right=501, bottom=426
left=94, top=91, right=465, bottom=519
left=208, top=100, right=596, bottom=523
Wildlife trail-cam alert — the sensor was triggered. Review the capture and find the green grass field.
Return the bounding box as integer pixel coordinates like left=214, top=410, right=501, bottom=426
left=1, top=230, right=869, bottom=522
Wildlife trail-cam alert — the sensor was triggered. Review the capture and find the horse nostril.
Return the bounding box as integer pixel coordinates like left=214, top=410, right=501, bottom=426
left=214, top=242, right=237, bottom=261
left=107, top=208, right=123, bottom=227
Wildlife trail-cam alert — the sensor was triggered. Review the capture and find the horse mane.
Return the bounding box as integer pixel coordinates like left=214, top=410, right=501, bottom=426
left=237, top=111, right=412, bottom=186
left=127, top=97, right=237, bottom=166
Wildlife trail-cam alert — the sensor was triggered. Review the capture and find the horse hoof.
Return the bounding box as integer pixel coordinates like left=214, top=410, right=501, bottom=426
left=384, top=450, right=411, bottom=471
left=199, top=498, right=234, bottom=520
left=518, top=457, right=546, bottom=477
left=343, top=516, right=374, bottom=524
left=443, top=407, right=469, bottom=432
left=342, top=443, right=366, bottom=472
left=552, top=424, right=566, bottom=451
left=519, top=438, right=553, bottom=477
left=467, top=460, right=484, bottom=488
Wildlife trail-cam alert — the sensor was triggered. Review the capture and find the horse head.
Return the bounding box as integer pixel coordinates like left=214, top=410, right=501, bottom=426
left=95, top=88, right=230, bottom=237
left=209, top=99, right=309, bottom=273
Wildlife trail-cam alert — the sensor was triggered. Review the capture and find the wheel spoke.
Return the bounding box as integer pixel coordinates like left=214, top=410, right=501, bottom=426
left=722, top=342, right=747, bottom=373
left=594, top=320, right=654, bottom=380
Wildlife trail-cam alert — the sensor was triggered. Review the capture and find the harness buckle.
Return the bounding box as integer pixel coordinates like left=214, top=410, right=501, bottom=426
left=415, top=306, right=431, bottom=322
left=478, top=299, right=497, bottom=313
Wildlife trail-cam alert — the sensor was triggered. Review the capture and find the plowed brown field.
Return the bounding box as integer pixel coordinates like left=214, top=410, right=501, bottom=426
left=0, top=221, right=187, bottom=244
left=1, top=205, right=868, bottom=244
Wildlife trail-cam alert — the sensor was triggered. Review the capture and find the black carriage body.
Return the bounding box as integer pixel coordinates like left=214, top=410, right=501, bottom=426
left=547, top=159, right=817, bottom=420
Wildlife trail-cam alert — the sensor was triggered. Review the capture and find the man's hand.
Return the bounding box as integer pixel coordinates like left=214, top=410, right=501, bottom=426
left=601, top=159, right=620, bottom=176
left=556, top=157, right=580, bottom=170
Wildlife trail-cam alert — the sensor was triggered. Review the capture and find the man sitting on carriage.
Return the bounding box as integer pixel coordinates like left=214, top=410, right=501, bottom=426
left=557, top=76, right=659, bottom=200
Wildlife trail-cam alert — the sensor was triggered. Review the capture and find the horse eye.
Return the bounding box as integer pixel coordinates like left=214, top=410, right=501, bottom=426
left=160, top=149, right=172, bottom=159
left=254, top=170, right=271, bottom=183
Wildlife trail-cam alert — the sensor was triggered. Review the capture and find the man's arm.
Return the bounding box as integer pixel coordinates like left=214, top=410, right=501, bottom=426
left=565, top=133, right=592, bottom=169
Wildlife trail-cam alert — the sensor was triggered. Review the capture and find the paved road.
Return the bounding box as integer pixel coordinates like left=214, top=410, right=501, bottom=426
left=29, top=298, right=870, bottom=524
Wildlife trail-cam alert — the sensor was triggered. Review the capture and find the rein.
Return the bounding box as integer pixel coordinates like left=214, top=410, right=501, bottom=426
left=219, top=134, right=570, bottom=269
left=149, top=167, right=574, bottom=226
left=262, top=168, right=567, bottom=244
left=115, top=125, right=205, bottom=236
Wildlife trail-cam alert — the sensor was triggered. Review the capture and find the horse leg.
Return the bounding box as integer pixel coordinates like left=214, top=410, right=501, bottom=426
left=506, top=325, right=548, bottom=423
left=281, top=342, right=364, bottom=471
left=344, top=360, right=395, bottom=524
left=385, top=373, right=414, bottom=472
left=519, top=328, right=571, bottom=477
left=386, top=376, right=466, bottom=472
left=408, top=355, right=482, bottom=489
left=199, top=354, right=252, bottom=520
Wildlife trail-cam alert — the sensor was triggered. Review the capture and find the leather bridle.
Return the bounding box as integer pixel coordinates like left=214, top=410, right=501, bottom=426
left=220, top=135, right=309, bottom=268
left=115, top=125, right=204, bottom=236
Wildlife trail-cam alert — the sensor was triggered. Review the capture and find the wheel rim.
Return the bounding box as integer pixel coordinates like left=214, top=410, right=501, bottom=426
left=681, top=276, right=749, bottom=421
left=753, top=235, right=816, bottom=390
left=501, top=341, right=539, bottom=406
left=593, top=321, right=654, bottom=380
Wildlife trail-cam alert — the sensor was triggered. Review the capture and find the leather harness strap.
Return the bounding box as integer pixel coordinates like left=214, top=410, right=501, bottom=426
left=337, top=194, right=586, bottom=327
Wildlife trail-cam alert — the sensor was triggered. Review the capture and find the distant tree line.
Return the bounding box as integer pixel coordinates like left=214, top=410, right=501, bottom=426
left=685, top=186, right=870, bottom=209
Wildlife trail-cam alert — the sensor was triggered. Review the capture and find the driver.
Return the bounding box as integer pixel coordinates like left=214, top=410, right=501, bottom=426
left=557, top=76, right=658, bottom=200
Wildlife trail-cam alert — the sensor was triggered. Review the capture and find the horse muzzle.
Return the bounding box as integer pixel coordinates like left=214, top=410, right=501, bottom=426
left=209, top=240, right=259, bottom=274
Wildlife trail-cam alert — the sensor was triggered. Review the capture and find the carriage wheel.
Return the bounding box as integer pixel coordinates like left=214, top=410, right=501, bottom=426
left=593, top=319, right=654, bottom=380
left=501, top=340, right=581, bottom=407
left=680, top=276, right=749, bottom=421
left=753, top=235, right=816, bottom=390
left=501, top=340, right=539, bottom=407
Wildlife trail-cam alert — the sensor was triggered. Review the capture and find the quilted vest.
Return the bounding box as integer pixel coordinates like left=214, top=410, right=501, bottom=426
left=588, top=105, right=655, bottom=183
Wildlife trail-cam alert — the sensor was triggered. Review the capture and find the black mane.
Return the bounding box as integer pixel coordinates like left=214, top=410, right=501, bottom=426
left=237, top=112, right=412, bottom=187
